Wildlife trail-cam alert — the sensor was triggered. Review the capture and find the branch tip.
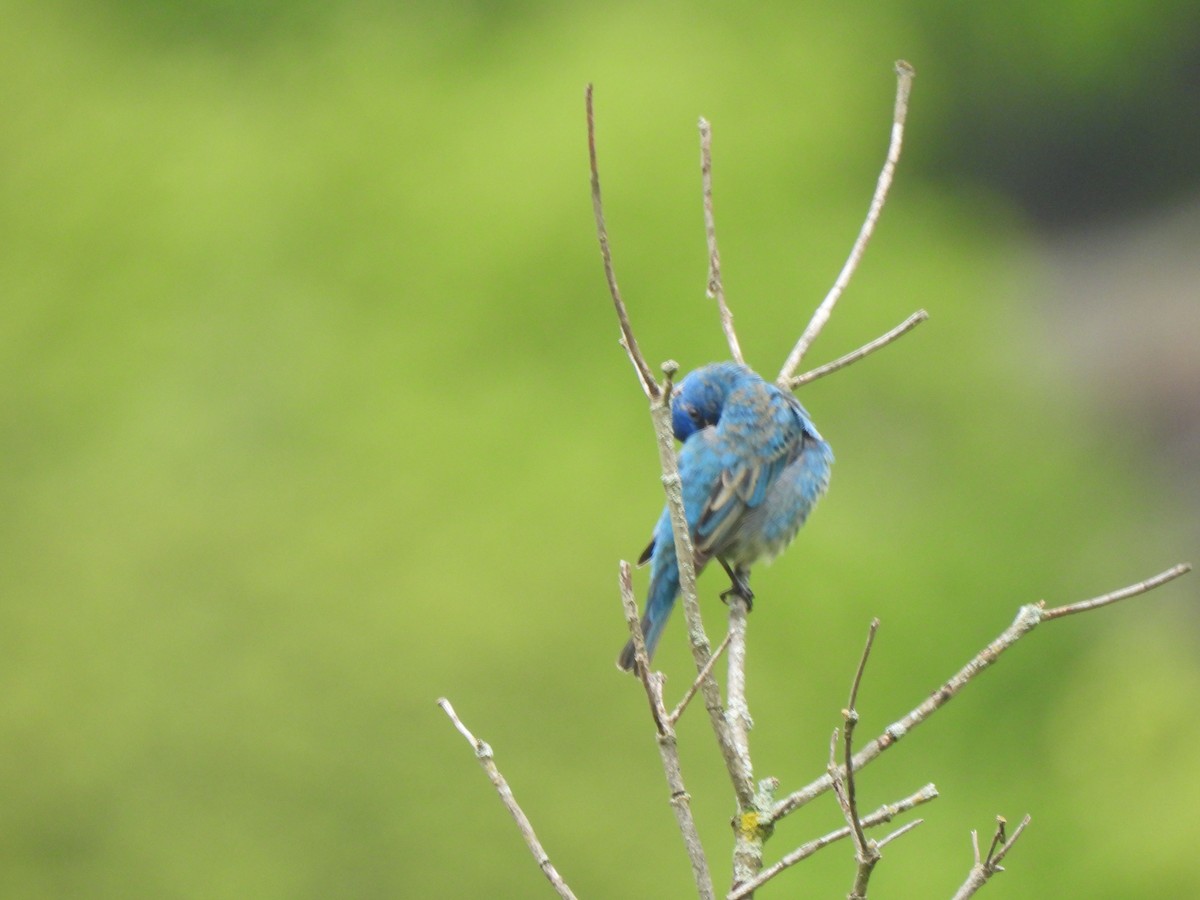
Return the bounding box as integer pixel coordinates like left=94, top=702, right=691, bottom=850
left=787, top=309, right=928, bottom=388
left=586, top=82, right=660, bottom=400
left=439, top=696, right=580, bottom=900
left=698, top=115, right=745, bottom=365
left=771, top=565, right=1184, bottom=825
left=778, top=60, right=915, bottom=382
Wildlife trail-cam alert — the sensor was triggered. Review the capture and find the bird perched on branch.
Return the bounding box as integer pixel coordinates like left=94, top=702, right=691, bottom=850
left=618, top=362, right=832, bottom=671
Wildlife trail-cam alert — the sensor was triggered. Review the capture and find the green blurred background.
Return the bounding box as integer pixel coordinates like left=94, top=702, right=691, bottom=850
left=2, top=1, right=1197, bottom=896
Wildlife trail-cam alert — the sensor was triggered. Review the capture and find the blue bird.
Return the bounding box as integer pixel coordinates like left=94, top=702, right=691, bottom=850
left=618, top=363, right=832, bottom=671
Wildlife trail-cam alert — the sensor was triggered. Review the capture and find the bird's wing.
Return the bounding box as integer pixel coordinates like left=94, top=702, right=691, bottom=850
left=693, top=386, right=805, bottom=557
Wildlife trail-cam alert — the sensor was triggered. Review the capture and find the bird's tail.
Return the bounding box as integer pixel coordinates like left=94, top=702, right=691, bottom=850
left=617, top=555, right=680, bottom=671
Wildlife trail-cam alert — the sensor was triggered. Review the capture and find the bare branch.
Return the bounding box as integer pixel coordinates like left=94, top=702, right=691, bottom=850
left=437, top=698, right=579, bottom=900
left=847, top=617, right=879, bottom=713
left=841, top=619, right=882, bottom=899
left=616, top=560, right=715, bottom=898
left=778, top=60, right=916, bottom=384
left=828, top=728, right=852, bottom=832
left=770, top=563, right=1190, bottom=822
left=699, top=117, right=745, bottom=366
left=725, top=592, right=766, bottom=893
left=990, top=815, right=1031, bottom=868
left=655, top=703, right=717, bottom=900
left=669, top=630, right=732, bottom=725
left=875, top=818, right=924, bottom=850
left=619, top=560, right=667, bottom=733
left=787, top=309, right=928, bottom=389
left=1042, top=563, right=1191, bottom=620
left=725, top=594, right=753, bottom=780
left=950, top=814, right=1032, bottom=900
left=983, top=815, right=1007, bottom=866
left=585, top=84, right=660, bottom=400
left=727, top=784, right=938, bottom=900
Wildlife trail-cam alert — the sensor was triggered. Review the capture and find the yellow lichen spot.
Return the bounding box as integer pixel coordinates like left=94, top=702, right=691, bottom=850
left=739, top=811, right=759, bottom=838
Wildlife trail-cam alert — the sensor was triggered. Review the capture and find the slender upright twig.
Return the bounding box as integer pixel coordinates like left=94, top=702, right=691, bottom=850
left=778, top=60, right=916, bottom=385
left=618, top=561, right=668, bottom=732
left=618, top=561, right=715, bottom=899
left=950, top=815, right=1032, bottom=899
left=983, top=815, right=1008, bottom=865
left=770, top=563, right=1191, bottom=822
left=586, top=84, right=660, bottom=399
left=837, top=619, right=882, bottom=899
left=699, top=117, right=745, bottom=366
left=436, top=699, right=579, bottom=900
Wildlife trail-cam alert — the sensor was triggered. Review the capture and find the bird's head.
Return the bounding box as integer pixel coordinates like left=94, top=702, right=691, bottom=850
left=670, top=362, right=754, bottom=441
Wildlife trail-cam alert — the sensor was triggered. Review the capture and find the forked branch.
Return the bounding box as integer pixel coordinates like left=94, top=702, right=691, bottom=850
left=950, top=814, right=1033, bottom=899
left=727, top=784, right=938, bottom=899
left=835, top=619, right=886, bottom=899
left=770, top=563, right=1192, bottom=823
left=778, top=60, right=916, bottom=384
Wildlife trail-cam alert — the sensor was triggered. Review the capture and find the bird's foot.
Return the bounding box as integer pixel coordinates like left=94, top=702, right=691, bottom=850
left=718, top=561, right=754, bottom=610
left=719, top=578, right=754, bottom=611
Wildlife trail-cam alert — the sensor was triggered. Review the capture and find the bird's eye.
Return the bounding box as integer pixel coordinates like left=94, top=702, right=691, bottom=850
left=688, top=407, right=702, bottom=423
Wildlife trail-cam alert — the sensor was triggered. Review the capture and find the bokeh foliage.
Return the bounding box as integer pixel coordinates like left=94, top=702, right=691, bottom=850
left=1, top=1, right=1196, bottom=897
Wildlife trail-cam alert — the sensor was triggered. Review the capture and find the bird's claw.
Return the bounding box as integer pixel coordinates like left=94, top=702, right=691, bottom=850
left=720, top=583, right=754, bottom=612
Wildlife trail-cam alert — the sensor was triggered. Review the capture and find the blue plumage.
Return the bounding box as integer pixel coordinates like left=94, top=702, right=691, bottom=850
left=618, top=363, right=832, bottom=671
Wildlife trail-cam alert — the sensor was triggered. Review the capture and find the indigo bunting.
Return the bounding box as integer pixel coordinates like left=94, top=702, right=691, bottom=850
left=618, top=363, right=832, bottom=671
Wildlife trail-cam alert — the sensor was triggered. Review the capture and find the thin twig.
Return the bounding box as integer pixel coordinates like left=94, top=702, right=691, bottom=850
left=669, top=631, right=732, bottom=725
left=437, top=699, right=579, bottom=900
left=617, top=561, right=715, bottom=899
left=769, top=563, right=1191, bottom=823
left=727, top=784, right=938, bottom=900
left=983, top=815, right=1007, bottom=865
left=619, top=560, right=667, bottom=733
left=778, top=60, right=916, bottom=385
left=828, top=728, right=848, bottom=824
left=699, top=117, right=745, bottom=366
left=650, top=671, right=717, bottom=900
left=787, top=309, right=928, bottom=389
left=875, top=818, right=924, bottom=850
left=950, top=815, right=1032, bottom=900
left=847, top=618, right=879, bottom=712
left=842, top=619, right=881, bottom=899
left=585, top=84, right=660, bottom=400
left=1042, top=563, right=1191, bottom=620
left=991, top=815, right=1030, bottom=867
